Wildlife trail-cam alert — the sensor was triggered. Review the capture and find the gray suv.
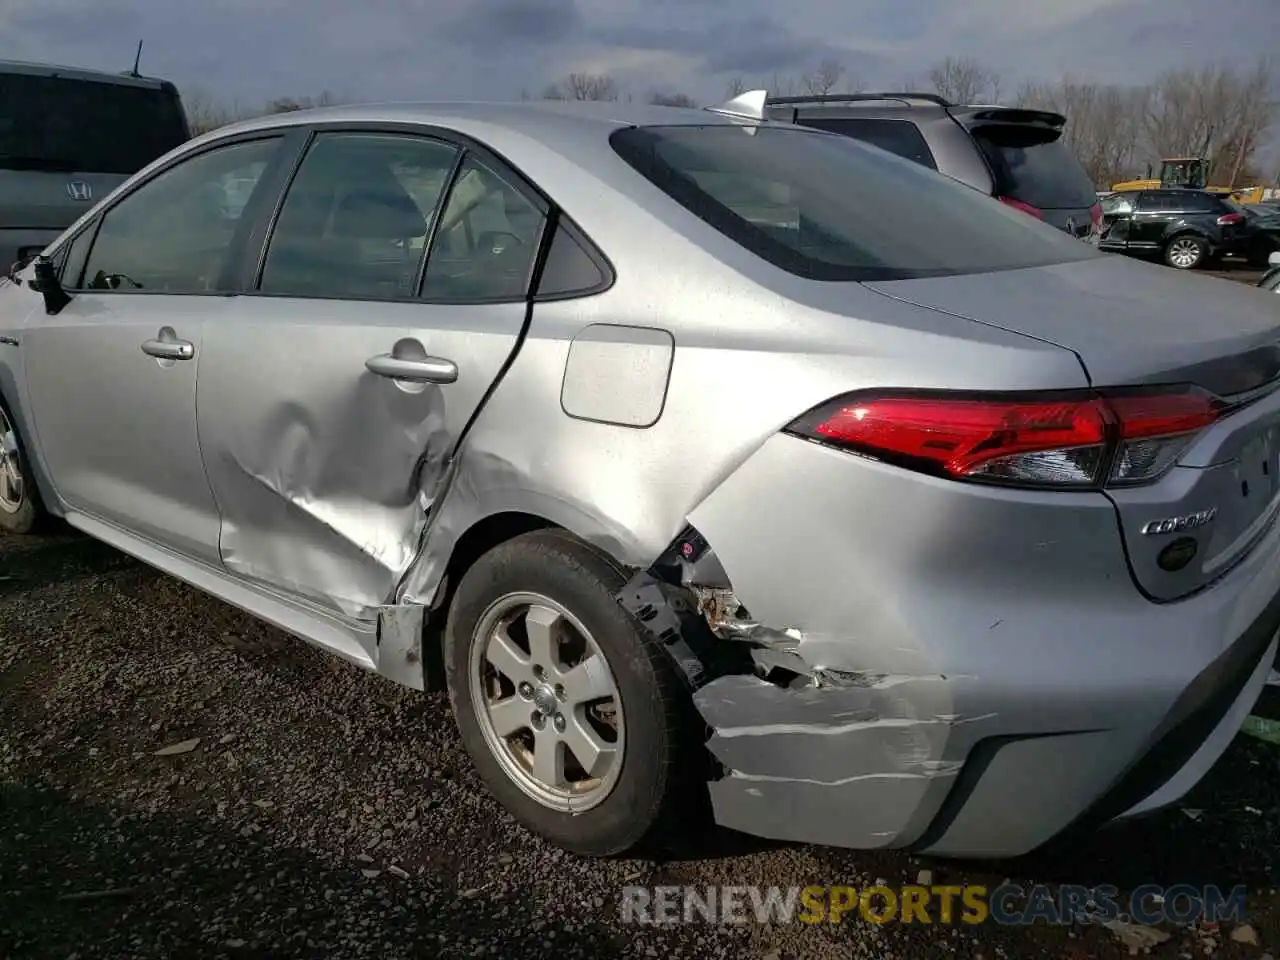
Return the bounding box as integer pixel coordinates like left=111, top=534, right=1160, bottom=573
left=764, top=92, right=1101, bottom=240
left=1, top=59, right=191, bottom=272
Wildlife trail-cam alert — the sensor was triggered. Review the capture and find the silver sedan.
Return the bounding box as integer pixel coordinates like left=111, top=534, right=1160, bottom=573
left=3, top=95, right=1280, bottom=860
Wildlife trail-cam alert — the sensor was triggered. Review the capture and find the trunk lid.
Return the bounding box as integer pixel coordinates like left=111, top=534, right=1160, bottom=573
left=864, top=255, right=1280, bottom=393
left=867, top=255, right=1280, bottom=601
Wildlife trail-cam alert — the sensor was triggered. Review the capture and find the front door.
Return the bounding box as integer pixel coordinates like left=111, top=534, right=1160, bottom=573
left=1128, top=191, right=1177, bottom=252
left=1098, top=192, right=1137, bottom=249
left=196, top=130, right=547, bottom=621
left=21, top=136, right=284, bottom=562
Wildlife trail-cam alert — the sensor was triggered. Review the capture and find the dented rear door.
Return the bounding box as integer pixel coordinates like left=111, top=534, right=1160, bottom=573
left=195, top=127, right=548, bottom=621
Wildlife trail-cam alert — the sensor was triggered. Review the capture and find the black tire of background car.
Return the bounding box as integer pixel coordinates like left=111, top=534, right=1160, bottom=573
left=443, top=528, right=703, bottom=857
left=0, top=397, right=45, bottom=535
left=1162, top=233, right=1207, bottom=270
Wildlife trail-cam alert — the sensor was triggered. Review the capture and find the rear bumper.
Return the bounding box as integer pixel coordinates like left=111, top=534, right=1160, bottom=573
left=682, top=433, right=1280, bottom=858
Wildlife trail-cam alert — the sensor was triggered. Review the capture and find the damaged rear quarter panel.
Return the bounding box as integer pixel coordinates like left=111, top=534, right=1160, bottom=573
left=396, top=245, right=1086, bottom=610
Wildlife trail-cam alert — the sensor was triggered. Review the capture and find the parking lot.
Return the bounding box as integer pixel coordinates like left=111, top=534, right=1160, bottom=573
left=1, top=265, right=1278, bottom=960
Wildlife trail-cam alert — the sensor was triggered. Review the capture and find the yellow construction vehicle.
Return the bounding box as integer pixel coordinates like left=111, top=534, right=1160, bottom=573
left=1111, top=157, right=1270, bottom=204
left=1111, top=157, right=1214, bottom=193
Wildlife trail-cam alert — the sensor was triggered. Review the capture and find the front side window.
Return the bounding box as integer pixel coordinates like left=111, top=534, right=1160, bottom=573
left=609, top=124, right=1098, bottom=282
left=420, top=155, right=547, bottom=301
left=81, top=137, right=280, bottom=293
left=259, top=132, right=460, bottom=299
left=1100, top=193, right=1136, bottom=216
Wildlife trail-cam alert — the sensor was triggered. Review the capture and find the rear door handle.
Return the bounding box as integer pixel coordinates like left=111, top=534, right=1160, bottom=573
left=141, top=338, right=195, bottom=360
left=365, top=353, right=458, bottom=384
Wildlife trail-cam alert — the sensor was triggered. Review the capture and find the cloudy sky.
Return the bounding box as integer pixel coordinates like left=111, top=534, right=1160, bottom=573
left=1, top=0, right=1275, bottom=108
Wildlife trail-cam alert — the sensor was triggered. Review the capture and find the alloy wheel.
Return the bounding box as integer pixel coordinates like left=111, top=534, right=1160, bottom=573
left=1168, top=238, right=1202, bottom=269
left=0, top=408, right=25, bottom=515
left=468, top=591, right=625, bottom=812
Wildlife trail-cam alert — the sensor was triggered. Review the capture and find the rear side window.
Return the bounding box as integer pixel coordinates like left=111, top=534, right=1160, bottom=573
left=793, top=117, right=937, bottom=170
left=259, top=132, right=460, bottom=300
left=1138, top=193, right=1180, bottom=212
left=0, top=72, right=189, bottom=175
left=1184, top=192, right=1225, bottom=213
left=609, top=124, right=1098, bottom=282
left=971, top=126, right=1096, bottom=211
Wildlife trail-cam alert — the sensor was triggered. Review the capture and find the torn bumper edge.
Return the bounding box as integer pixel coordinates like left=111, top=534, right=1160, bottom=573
left=613, top=524, right=966, bottom=852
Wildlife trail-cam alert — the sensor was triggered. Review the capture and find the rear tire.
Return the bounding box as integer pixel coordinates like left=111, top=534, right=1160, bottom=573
left=1164, top=234, right=1207, bottom=270
left=0, top=399, right=45, bottom=535
left=443, top=529, right=696, bottom=857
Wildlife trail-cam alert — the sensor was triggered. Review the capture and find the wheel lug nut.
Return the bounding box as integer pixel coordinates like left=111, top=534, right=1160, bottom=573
left=533, top=665, right=545, bottom=679
left=554, top=684, right=565, bottom=702
left=553, top=713, right=566, bottom=733
left=532, top=712, right=546, bottom=730
left=517, top=682, right=534, bottom=699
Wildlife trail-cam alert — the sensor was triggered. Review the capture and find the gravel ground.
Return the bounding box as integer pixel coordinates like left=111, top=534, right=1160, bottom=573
left=3, top=528, right=1280, bottom=960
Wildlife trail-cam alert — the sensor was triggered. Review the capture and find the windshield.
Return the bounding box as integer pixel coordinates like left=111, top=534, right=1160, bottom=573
left=609, top=124, right=1098, bottom=282
left=0, top=73, right=189, bottom=175
left=970, top=126, right=1097, bottom=210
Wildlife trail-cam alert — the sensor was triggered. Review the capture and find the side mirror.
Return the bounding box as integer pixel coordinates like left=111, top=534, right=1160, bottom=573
left=27, top=256, right=72, bottom=315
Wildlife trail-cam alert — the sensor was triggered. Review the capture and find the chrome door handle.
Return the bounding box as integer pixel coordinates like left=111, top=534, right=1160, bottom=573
left=141, top=338, right=195, bottom=360
left=365, top=353, right=458, bottom=384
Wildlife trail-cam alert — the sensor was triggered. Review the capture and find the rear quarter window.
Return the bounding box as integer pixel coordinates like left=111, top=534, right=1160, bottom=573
left=608, top=124, right=1099, bottom=282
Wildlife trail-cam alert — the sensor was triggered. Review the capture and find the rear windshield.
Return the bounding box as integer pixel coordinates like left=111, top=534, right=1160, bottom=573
left=971, top=126, right=1097, bottom=210
left=0, top=73, right=189, bottom=175
left=608, top=124, right=1098, bottom=282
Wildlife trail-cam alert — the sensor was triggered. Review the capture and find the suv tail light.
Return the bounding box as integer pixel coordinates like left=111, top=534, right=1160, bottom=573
left=998, top=196, right=1042, bottom=219
left=1090, top=202, right=1103, bottom=228
left=786, top=387, right=1226, bottom=489
left=1217, top=212, right=1245, bottom=226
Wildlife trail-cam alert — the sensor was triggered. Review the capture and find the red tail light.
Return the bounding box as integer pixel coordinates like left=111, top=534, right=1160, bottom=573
left=786, top=387, right=1226, bottom=488
left=1217, top=212, right=1245, bottom=226
left=998, top=196, right=1043, bottom=219
left=1090, top=202, right=1103, bottom=228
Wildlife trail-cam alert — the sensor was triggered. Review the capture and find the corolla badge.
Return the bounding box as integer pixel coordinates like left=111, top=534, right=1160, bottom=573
left=1141, top=507, right=1217, bottom=536
left=65, top=180, right=93, bottom=201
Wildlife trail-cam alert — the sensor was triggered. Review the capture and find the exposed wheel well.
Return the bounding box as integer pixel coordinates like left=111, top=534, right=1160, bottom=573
left=422, top=511, right=560, bottom=690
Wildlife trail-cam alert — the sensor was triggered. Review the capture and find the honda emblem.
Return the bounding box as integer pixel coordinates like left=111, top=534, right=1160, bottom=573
left=65, top=180, right=93, bottom=202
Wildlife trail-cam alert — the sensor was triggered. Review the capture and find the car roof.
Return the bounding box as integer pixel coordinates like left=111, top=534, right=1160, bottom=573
left=215, top=98, right=752, bottom=145
left=190, top=100, right=813, bottom=269
left=0, top=57, right=174, bottom=91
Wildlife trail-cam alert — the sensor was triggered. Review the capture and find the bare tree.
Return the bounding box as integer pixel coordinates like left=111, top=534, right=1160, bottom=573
left=1016, top=77, right=1148, bottom=187
left=801, top=58, right=845, bottom=96
left=1140, top=59, right=1276, bottom=186
left=548, top=72, right=619, bottom=101
left=265, top=90, right=341, bottom=114
left=650, top=92, right=699, bottom=108
left=183, top=87, right=244, bottom=137
left=928, top=56, right=1003, bottom=104
left=541, top=83, right=566, bottom=100
left=724, top=76, right=748, bottom=98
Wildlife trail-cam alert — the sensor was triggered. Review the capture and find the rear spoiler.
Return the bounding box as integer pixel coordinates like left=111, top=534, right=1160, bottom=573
left=948, top=106, right=1067, bottom=131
